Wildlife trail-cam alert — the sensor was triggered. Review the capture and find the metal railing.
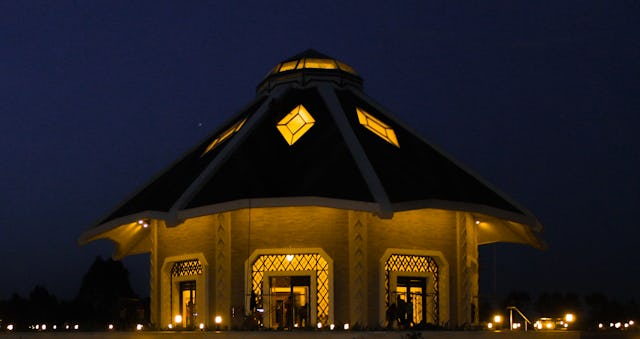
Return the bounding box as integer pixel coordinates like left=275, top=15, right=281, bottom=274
left=507, top=305, right=532, bottom=331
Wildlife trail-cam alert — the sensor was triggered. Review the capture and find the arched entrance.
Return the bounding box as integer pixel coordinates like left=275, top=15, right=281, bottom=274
left=247, top=249, right=333, bottom=329
left=380, top=249, right=449, bottom=328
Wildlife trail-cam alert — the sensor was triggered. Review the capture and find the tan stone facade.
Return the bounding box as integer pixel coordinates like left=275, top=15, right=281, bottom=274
left=148, top=206, right=480, bottom=330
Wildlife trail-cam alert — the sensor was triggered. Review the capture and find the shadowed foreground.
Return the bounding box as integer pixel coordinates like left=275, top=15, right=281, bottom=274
left=3, top=330, right=640, bottom=339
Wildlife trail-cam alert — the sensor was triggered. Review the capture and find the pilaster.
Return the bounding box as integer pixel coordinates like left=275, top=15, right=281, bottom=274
left=348, top=211, right=368, bottom=327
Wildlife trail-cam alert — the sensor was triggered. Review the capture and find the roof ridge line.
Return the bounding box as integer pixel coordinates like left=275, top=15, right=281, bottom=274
left=317, top=83, right=394, bottom=219
left=167, top=86, right=289, bottom=224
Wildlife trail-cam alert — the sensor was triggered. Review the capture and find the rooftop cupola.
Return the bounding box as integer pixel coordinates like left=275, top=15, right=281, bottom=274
left=257, top=49, right=363, bottom=94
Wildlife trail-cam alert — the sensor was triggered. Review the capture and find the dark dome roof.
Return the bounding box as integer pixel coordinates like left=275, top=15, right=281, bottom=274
left=80, top=50, right=545, bottom=252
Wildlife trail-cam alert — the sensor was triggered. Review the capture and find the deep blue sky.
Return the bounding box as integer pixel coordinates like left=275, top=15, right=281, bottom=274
left=1, top=1, right=639, bottom=303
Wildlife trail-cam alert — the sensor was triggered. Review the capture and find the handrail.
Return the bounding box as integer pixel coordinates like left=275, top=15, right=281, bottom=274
left=507, top=306, right=531, bottom=331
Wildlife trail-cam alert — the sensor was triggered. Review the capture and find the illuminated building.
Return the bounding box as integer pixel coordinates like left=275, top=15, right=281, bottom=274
left=79, top=50, right=544, bottom=330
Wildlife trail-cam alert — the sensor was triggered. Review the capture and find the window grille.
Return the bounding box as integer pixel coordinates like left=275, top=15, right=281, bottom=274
left=171, top=259, right=203, bottom=277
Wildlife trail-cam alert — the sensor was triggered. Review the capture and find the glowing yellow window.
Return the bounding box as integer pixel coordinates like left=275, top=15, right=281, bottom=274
left=277, top=104, right=315, bottom=145
left=201, top=118, right=247, bottom=156
left=279, top=60, right=299, bottom=72
left=303, top=58, right=337, bottom=70
left=356, top=107, right=400, bottom=147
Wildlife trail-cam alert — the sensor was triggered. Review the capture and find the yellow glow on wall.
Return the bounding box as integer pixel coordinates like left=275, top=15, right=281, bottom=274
left=201, top=118, right=247, bottom=156
left=277, top=104, right=315, bottom=145
left=356, top=107, right=400, bottom=147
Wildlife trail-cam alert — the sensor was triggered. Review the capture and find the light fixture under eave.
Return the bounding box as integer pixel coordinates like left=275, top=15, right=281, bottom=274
left=277, top=104, right=315, bottom=145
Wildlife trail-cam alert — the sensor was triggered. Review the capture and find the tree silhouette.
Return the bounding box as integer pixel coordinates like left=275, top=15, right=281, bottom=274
left=73, top=256, right=138, bottom=330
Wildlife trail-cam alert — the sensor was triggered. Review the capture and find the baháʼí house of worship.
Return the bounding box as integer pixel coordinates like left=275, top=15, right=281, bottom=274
left=79, top=49, right=544, bottom=331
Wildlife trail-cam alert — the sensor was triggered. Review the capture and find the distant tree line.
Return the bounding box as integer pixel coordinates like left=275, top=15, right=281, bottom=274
left=0, top=256, right=148, bottom=331
left=480, top=290, right=640, bottom=330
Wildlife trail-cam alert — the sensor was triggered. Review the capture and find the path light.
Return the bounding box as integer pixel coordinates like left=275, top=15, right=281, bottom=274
left=136, top=324, right=143, bottom=331
left=344, top=323, right=350, bottom=330
left=565, top=313, right=575, bottom=323
left=493, top=315, right=502, bottom=324
left=175, top=315, right=183, bottom=325
left=7, top=324, right=14, bottom=331
left=487, top=322, right=494, bottom=329
left=215, top=315, right=222, bottom=324
left=330, top=324, right=335, bottom=330
left=199, top=323, right=205, bottom=330
left=317, top=322, right=323, bottom=329
left=108, top=324, right=114, bottom=330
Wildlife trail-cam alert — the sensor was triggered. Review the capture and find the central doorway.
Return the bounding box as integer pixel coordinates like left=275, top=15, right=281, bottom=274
left=395, top=276, right=427, bottom=328
left=268, top=276, right=310, bottom=329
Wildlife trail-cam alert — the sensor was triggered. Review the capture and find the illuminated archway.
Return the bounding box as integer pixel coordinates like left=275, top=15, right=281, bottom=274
left=246, top=248, right=333, bottom=328
left=160, top=254, right=209, bottom=329
left=379, top=249, right=449, bottom=327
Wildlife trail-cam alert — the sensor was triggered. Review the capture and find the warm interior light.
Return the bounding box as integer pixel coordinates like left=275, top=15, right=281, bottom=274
left=202, top=118, right=247, bottom=156
left=493, top=315, right=502, bottom=323
left=277, top=104, right=315, bottom=145
left=356, top=107, right=399, bottom=147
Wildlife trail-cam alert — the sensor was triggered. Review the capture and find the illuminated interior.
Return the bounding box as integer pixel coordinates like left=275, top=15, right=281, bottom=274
left=356, top=107, right=400, bottom=147
left=171, top=259, right=202, bottom=328
left=271, top=57, right=357, bottom=75
left=277, top=104, right=316, bottom=145
left=179, top=281, right=196, bottom=327
left=385, top=254, right=438, bottom=324
left=252, top=253, right=329, bottom=327
left=269, top=276, right=310, bottom=329
left=201, top=117, right=247, bottom=156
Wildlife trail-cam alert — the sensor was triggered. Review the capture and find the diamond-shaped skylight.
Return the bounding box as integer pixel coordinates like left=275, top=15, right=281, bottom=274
left=201, top=118, right=247, bottom=156
left=277, top=104, right=315, bottom=145
left=356, top=107, right=399, bottom=147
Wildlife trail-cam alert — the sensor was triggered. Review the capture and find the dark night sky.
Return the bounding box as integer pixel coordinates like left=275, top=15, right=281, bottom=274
left=1, top=1, right=639, bottom=303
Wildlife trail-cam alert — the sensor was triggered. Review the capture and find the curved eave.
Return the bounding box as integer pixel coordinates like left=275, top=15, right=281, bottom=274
left=77, top=211, right=164, bottom=259
left=393, top=199, right=544, bottom=250
left=80, top=196, right=544, bottom=260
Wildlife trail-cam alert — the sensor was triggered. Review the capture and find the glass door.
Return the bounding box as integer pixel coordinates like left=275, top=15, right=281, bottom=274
left=396, top=276, right=426, bottom=328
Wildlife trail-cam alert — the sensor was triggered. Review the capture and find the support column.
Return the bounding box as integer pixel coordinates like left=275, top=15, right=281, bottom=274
left=348, top=211, right=368, bottom=328
left=214, top=213, right=231, bottom=328
left=456, top=212, right=471, bottom=327
left=150, top=220, right=160, bottom=328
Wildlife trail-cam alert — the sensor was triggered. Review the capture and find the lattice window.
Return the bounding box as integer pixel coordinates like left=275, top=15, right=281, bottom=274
left=384, top=254, right=439, bottom=324
left=171, top=259, right=203, bottom=277
left=252, top=253, right=330, bottom=325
